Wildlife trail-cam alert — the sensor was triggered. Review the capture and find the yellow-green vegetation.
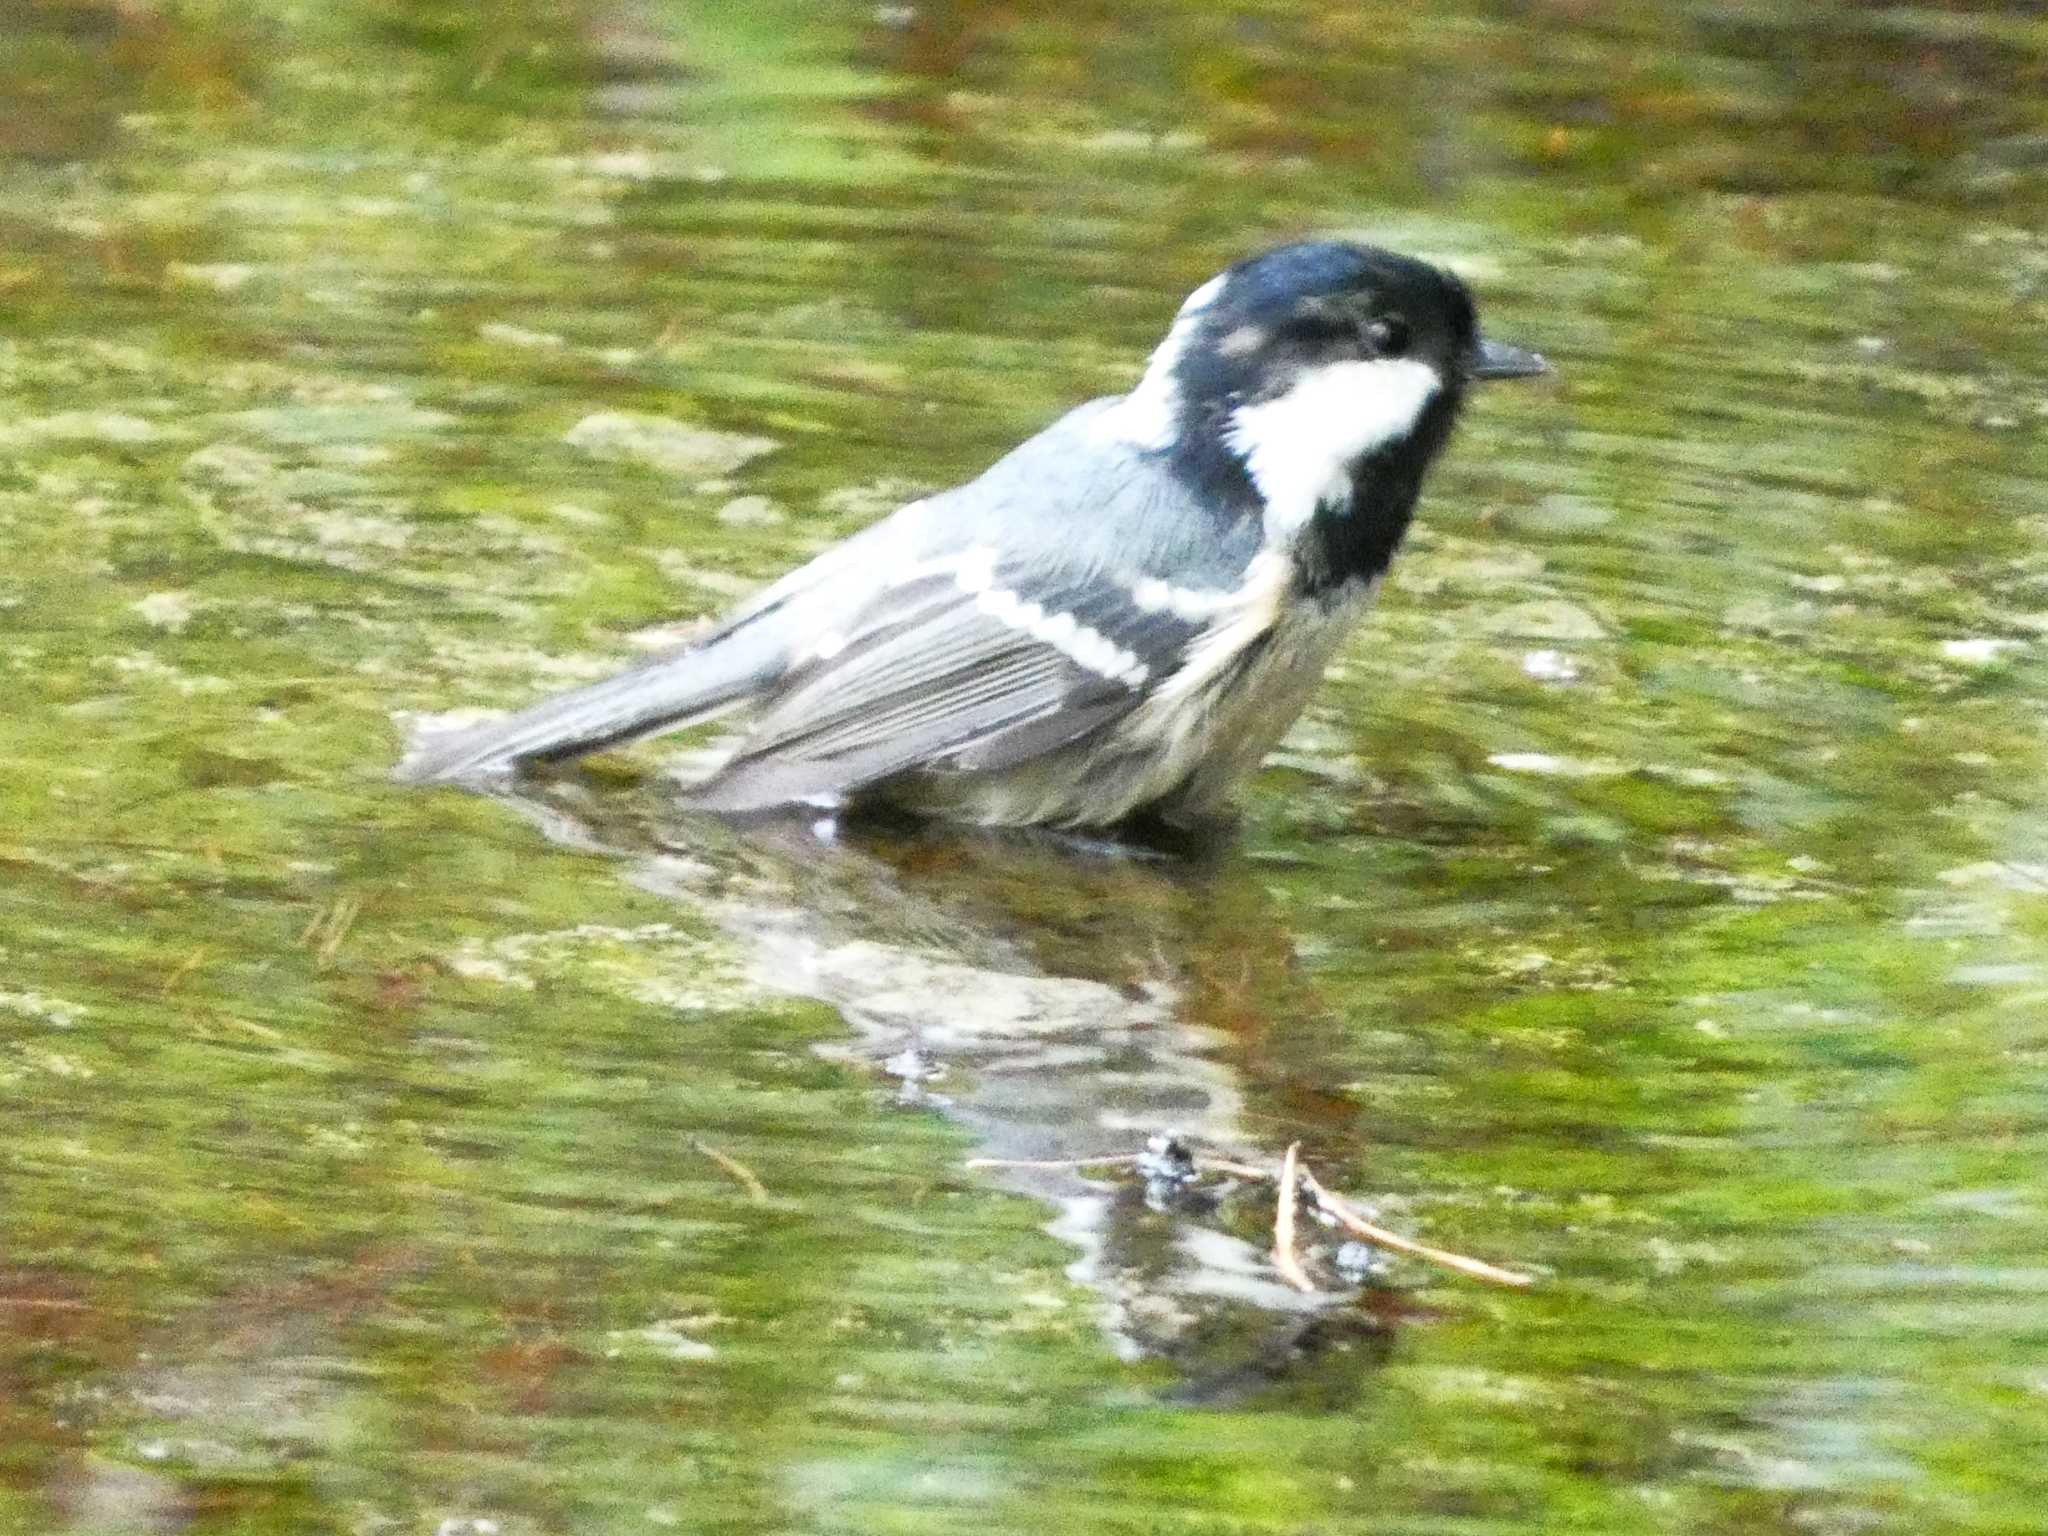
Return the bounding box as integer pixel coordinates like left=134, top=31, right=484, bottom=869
left=3, top=1, right=2047, bottom=1532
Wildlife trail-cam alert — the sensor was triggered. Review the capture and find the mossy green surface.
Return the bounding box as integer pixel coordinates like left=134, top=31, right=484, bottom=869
left=3, top=1, right=2047, bottom=1532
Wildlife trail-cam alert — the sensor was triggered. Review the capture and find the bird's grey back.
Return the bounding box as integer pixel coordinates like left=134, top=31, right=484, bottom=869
left=398, top=395, right=1262, bottom=786
left=903, top=398, right=1263, bottom=592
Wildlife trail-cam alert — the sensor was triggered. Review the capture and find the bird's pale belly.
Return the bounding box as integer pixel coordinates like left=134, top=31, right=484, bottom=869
left=895, top=577, right=1373, bottom=830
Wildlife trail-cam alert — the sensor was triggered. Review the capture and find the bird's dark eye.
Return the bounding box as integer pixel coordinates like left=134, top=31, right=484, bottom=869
left=1363, top=314, right=1411, bottom=358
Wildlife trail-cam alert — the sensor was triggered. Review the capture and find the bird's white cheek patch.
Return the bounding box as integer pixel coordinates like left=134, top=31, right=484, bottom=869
left=1225, top=357, right=1442, bottom=536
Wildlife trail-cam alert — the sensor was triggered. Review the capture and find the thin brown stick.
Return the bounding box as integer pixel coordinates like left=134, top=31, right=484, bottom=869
left=964, top=1154, right=1148, bottom=1172
left=161, top=945, right=209, bottom=997
left=1214, top=1155, right=1531, bottom=1287
left=1297, top=1169, right=1533, bottom=1289
left=963, top=1142, right=1533, bottom=1289
left=317, top=894, right=361, bottom=967
left=1198, top=1156, right=1276, bottom=1181
left=1270, top=1142, right=1315, bottom=1293
left=690, top=1138, right=768, bottom=1203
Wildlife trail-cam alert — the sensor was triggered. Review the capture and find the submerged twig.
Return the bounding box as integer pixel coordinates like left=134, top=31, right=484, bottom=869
left=160, top=945, right=209, bottom=997
left=1198, top=1156, right=1277, bottom=1182
left=965, top=1153, right=1147, bottom=1172
left=1270, top=1142, right=1315, bottom=1293
left=297, top=893, right=362, bottom=968
left=1297, top=1168, right=1532, bottom=1289
left=691, top=1138, right=768, bottom=1203
left=966, top=1141, right=1533, bottom=1290
left=318, top=894, right=361, bottom=967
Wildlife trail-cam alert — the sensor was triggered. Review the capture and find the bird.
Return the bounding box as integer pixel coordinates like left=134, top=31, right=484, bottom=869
left=401, top=238, right=1548, bottom=830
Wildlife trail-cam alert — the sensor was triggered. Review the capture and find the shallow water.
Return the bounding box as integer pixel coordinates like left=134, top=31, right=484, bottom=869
left=5, top=0, right=2048, bottom=1531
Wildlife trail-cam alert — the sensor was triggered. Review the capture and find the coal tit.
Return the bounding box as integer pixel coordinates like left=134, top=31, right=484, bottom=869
left=404, top=240, right=1548, bottom=828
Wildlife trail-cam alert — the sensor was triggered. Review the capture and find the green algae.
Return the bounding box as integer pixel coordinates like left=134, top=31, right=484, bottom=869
left=3, top=0, right=2048, bottom=1532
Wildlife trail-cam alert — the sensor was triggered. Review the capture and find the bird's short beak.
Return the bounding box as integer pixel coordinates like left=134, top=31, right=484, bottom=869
left=1468, top=337, right=1551, bottom=382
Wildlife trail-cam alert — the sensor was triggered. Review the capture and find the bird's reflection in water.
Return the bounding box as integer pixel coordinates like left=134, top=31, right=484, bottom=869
left=497, top=774, right=1397, bottom=1395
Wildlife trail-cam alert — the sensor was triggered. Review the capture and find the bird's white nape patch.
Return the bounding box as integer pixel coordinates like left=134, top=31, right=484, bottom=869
left=1224, top=357, right=1442, bottom=537
left=1093, top=271, right=1228, bottom=451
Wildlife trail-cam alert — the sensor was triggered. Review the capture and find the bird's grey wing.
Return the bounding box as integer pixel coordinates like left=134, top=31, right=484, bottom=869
left=683, top=555, right=1202, bottom=813
left=395, top=510, right=923, bottom=782
left=400, top=397, right=1256, bottom=788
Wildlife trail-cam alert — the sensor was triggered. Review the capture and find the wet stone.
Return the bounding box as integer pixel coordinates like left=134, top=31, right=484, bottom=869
left=564, top=411, right=780, bottom=479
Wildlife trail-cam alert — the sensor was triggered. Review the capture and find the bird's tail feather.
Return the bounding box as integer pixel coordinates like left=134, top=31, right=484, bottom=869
left=397, top=624, right=782, bottom=783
